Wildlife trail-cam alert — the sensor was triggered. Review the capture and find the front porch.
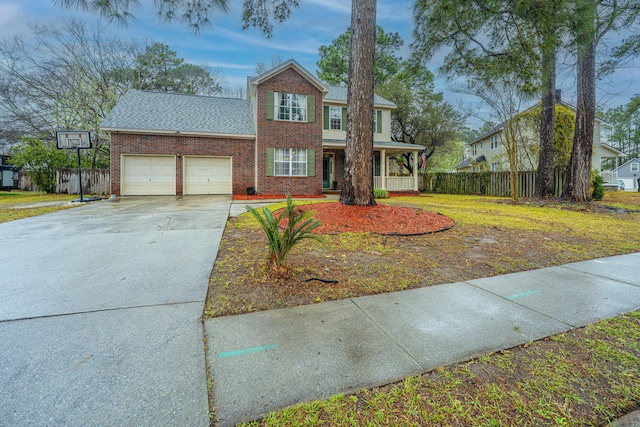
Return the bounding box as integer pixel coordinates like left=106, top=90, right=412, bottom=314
left=322, top=140, right=425, bottom=192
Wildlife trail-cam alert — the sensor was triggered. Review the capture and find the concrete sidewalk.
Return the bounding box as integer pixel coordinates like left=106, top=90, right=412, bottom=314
left=205, top=252, right=640, bottom=426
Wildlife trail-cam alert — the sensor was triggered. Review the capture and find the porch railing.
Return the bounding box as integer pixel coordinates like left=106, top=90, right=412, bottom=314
left=374, top=176, right=416, bottom=191
left=600, top=170, right=618, bottom=184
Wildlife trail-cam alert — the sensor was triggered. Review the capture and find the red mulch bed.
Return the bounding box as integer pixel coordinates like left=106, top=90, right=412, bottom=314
left=283, top=202, right=455, bottom=235
left=233, top=194, right=326, bottom=200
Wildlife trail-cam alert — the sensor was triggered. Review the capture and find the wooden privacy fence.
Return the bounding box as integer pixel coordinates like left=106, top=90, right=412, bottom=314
left=423, top=170, right=567, bottom=197
left=57, top=168, right=110, bottom=195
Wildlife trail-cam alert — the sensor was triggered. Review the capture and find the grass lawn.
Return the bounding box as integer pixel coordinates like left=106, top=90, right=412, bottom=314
left=0, top=191, right=78, bottom=223
left=205, top=191, right=640, bottom=318
left=205, top=191, right=640, bottom=426
left=240, top=311, right=640, bottom=426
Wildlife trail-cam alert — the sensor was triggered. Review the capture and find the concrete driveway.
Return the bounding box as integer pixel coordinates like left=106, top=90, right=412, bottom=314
left=0, top=196, right=231, bottom=426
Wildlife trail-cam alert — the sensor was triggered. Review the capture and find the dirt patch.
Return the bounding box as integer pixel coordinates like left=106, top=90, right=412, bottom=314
left=205, top=218, right=592, bottom=318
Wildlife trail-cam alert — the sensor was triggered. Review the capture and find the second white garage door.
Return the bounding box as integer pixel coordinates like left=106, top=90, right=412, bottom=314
left=183, top=156, right=232, bottom=195
left=122, top=155, right=176, bottom=196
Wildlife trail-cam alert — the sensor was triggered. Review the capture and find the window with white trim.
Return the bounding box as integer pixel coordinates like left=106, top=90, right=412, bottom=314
left=631, top=162, right=639, bottom=172
left=277, top=93, right=307, bottom=122
left=373, top=111, right=377, bottom=132
left=491, top=162, right=499, bottom=171
left=472, top=144, right=477, bottom=155
left=329, top=106, right=342, bottom=130
left=274, top=148, right=307, bottom=176
left=491, top=135, right=499, bottom=149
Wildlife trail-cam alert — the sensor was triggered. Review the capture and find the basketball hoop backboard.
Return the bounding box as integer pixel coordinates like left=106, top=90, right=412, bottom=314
left=56, top=131, right=92, bottom=149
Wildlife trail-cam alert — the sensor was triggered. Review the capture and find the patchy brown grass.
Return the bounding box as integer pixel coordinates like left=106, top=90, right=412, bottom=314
left=204, top=193, right=640, bottom=318
left=0, top=191, right=77, bottom=223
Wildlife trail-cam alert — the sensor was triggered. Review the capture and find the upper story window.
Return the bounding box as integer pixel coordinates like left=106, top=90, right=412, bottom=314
left=329, top=106, right=342, bottom=130
left=277, top=93, right=307, bottom=122
left=373, top=110, right=382, bottom=133
left=631, top=162, right=639, bottom=173
left=480, top=141, right=483, bottom=149
left=274, top=148, right=307, bottom=176
left=472, top=144, right=477, bottom=156
left=490, top=135, right=499, bottom=149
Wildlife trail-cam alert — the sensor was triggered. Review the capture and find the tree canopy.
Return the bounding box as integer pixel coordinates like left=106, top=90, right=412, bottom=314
left=55, top=0, right=301, bottom=36
left=0, top=19, right=224, bottom=168
left=127, top=43, right=222, bottom=95
left=317, top=26, right=403, bottom=87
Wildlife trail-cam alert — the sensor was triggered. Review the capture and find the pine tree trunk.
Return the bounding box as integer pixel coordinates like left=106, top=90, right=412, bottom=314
left=339, top=0, right=376, bottom=206
left=536, top=46, right=556, bottom=198
left=564, top=40, right=596, bottom=202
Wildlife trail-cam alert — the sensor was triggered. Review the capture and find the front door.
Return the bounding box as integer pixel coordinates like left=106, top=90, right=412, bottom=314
left=322, top=153, right=333, bottom=189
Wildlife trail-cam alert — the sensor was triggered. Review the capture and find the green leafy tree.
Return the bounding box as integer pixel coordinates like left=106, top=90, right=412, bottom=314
left=376, top=71, right=463, bottom=174
left=130, top=43, right=222, bottom=95
left=10, top=138, right=75, bottom=193
left=317, top=26, right=403, bottom=87
left=603, top=95, right=640, bottom=166
left=413, top=0, right=566, bottom=198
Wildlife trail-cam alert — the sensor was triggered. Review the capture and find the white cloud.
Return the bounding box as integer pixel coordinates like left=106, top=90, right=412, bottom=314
left=217, top=27, right=319, bottom=55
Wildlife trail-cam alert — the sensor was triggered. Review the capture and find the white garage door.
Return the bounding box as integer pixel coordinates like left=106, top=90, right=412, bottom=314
left=183, top=156, right=232, bottom=195
left=122, top=155, right=176, bottom=196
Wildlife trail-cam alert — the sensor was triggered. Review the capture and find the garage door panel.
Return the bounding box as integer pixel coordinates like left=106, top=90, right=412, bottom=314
left=184, top=157, right=231, bottom=195
left=122, top=156, right=176, bottom=196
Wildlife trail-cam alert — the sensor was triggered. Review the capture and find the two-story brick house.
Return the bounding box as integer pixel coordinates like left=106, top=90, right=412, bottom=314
left=102, top=59, right=424, bottom=196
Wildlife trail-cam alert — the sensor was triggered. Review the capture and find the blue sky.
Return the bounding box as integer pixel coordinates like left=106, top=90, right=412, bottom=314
left=0, top=0, right=637, bottom=128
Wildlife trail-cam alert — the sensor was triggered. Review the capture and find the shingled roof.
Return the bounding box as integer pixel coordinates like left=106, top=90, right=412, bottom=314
left=325, top=86, right=396, bottom=107
left=101, top=90, right=255, bottom=136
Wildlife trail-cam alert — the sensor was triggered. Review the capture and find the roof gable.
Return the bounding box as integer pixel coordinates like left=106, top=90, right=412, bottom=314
left=250, top=59, right=327, bottom=94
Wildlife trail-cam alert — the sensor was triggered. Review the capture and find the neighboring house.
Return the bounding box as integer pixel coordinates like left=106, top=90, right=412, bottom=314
left=0, top=152, right=19, bottom=190
left=101, top=59, right=424, bottom=196
left=456, top=101, right=624, bottom=183
left=615, top=158, right=640, bottom=191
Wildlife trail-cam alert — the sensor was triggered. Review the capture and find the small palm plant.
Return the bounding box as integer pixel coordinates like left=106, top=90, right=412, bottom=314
left=246, top=194, right=321, bottom=273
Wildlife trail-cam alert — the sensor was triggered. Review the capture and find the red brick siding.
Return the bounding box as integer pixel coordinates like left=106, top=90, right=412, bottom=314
left=110, top=133, right=254, bottom=196
left=257, top=68, right=323, bottom=195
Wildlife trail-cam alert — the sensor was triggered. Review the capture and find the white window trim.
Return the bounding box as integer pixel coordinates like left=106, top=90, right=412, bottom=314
left=276, top=92, right=307, bottom=122
left=329, top=106, right=342, bottom=130
left=631, top=162, right=639, bottom=173
left=274, top=148, right=307, bottom=176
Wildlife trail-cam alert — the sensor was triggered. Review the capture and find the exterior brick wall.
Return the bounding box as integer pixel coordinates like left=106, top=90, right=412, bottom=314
left=256, top=67, right=323, bottom=196
left=110, top=133, right=254, bottom=196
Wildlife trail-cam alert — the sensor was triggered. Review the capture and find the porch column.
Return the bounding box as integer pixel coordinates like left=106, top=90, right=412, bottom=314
left=381, top=149, right=386, bottom=190
left=413, top=151, right=419, bottom=191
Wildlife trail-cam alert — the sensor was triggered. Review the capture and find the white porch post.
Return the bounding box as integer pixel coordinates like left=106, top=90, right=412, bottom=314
left=413, top=151, right=418, bottom=191
left=381, top=149, right=386, bottom=190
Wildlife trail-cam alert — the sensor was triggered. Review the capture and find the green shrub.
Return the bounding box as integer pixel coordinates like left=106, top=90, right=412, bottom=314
left=373, top=188, right=389, bottom=198
left=592, top=173, right=605, bottom=201
left=246, top=194, right=321, bottom=271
